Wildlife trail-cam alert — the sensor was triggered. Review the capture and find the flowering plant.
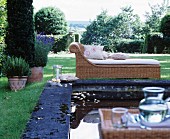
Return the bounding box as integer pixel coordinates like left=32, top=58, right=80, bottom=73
left=30, top=34, right=55, bottom=67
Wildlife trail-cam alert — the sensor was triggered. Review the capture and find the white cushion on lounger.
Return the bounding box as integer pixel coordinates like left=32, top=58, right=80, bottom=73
left=88, top=59, right=160, bottom=65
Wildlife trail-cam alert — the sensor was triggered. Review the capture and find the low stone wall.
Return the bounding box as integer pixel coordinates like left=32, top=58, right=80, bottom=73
left=22, top=83, right=72, bottom=139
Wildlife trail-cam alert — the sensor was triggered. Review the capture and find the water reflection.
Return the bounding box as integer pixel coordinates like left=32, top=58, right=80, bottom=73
left=70, top=110, right=100, bottom=139
left=70, top=91, right=139, bottom=139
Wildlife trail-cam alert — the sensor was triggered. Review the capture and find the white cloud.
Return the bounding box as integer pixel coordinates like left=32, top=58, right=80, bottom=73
left=33, top=0, right=168, bottom=21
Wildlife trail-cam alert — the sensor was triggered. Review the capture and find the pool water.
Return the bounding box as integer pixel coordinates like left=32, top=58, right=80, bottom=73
left=70, top=110, right=100, bottom=139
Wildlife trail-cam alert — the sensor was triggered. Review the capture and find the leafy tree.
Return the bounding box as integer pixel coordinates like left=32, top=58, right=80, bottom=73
left=5, top=0, right=35, bottom=65
left=108, top=6, right=144, bottom=40
left=0, top=0, right=6, bottom=44
left=144, top=0, right=168, bottom=33
left=34, top=7, right=68, bottom=35
left=81, top=7, right=144, bottom=52
left=81, top=11, right=110, bottom=44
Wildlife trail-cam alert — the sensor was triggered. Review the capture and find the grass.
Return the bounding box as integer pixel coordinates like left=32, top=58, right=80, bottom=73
left=0, top=53, right=169, bottom=139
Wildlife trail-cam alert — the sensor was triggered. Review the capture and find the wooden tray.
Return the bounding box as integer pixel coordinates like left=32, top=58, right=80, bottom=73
left=99, top=108, right=170, bottom=139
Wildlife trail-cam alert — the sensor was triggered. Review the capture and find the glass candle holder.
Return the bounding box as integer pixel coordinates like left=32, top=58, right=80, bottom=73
left=53, top=65, right=62, bottom=79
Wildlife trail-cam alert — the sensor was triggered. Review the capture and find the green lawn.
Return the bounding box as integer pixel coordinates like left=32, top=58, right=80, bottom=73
left=0, top=53, right=169, bottom=139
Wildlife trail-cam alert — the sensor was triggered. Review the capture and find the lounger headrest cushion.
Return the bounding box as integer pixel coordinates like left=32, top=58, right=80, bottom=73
left=83, top=45, right=104, bottom=60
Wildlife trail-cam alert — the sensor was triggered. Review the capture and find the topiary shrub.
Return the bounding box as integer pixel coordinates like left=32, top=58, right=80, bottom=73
left=5, top=0, right=35, bottom=65
left=34, top=7, right=68, bottom=35
left=146, top=32, right=164, bottom=53
left=74, top=33, right=80, bottom=42
left=160, top=14, right=170, bottom=37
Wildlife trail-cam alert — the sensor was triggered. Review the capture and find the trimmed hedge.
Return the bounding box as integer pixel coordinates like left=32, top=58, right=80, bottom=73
left=116, top=39, right=144, bottom=53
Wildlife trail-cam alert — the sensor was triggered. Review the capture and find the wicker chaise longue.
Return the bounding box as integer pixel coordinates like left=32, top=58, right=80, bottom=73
left=69, top=42, right=160, bottom=79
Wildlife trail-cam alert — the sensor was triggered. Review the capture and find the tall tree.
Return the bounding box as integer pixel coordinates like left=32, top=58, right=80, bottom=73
left=81, top=11, right=112, bottom=45
left=81, top=7, right=144, bottom=51
left=108, top=6, right=144, bottom=39
left=5, top=0, right=35, bottom=65
left=144, top=0, right=168, bottom=33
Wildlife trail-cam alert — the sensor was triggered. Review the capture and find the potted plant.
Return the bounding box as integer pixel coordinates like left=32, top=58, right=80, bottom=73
left=28, top=34, right=55, bottom=82
left=2, top=56, right=30, bottom=91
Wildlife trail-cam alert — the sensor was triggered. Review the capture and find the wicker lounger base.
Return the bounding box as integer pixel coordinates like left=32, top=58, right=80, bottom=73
left=69, top=42, right=160, bottom=79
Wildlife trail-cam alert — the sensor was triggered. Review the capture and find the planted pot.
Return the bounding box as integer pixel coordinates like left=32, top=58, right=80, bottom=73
left=28, top=67, right=43, bottom=82
left=8, top=76, right=28, bottom=91
left=2, top=56, right=30, bottom=91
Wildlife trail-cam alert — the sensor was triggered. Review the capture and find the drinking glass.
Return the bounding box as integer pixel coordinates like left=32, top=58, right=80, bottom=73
left=111, top=107, right=128, bottom=128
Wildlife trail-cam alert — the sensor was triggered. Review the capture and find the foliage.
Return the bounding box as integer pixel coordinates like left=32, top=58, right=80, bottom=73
left=34, top=7, right=68, bottom=35
left=108, top=6, right=144, bottom=40
left=5, top=0, right=35, bottom=65
left=146, top=32, right=165, bottom=53
left=116, top=39, right=144, bottom=53
left=81, top=11, right=111, bottom=45
left=0, top=0, right=7, bottom=44
left=30, top=34, right=55, bottom=67
left=163, top=36, right=170, bottom=49
left=74, top=33, right=80, bottom=42
left=0, top=44, right=6, bottom=68
left=81, top=11, right=115, bottom=51
left=160, top=13, right=170, bottom=37
left=81, top=8, right=144, bottom=52
left=144, top=0, right=168, bottom=33
left=2, top=56, right=30, bottom=77
left=52, top=33, right=74, bottom=53
left=0, top=0, right=7, bottom=71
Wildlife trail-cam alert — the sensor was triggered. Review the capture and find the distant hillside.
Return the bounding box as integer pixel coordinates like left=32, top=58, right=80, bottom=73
left=67, top=21, right=90, bottom=29
left=67, top=21, right=90, bottom=26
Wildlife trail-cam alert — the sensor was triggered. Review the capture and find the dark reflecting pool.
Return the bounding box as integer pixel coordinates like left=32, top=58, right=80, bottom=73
left=69, top=90, right=140, bottom=139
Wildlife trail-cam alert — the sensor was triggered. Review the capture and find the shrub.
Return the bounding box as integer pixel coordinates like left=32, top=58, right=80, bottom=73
left=74, top=33, right=80, bottom=42
left=116, top=39, right=144, bottom=53
left=34, top=7, right=68, bottom=35
left=0, top=43, right=6, bottom=64
left=160, top=14, right=170, bottom=37
left=2, top=56, right=30, bottom=77
left=146, top=32, right=164, bottom=53
left=52, top=34, right=74, bottom=53
left=5, top=0, right=35, bottom=65
left=30, top=34, right=55, bottom=67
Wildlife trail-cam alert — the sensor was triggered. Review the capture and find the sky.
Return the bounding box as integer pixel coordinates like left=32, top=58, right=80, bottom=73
left=33, top=0, right=168, bottom=21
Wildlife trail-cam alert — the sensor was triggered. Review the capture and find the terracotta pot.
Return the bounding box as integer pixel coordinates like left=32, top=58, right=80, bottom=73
left=8, top=76, right=28, bottom=91
left=28, top=67, right=43, bottom=82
